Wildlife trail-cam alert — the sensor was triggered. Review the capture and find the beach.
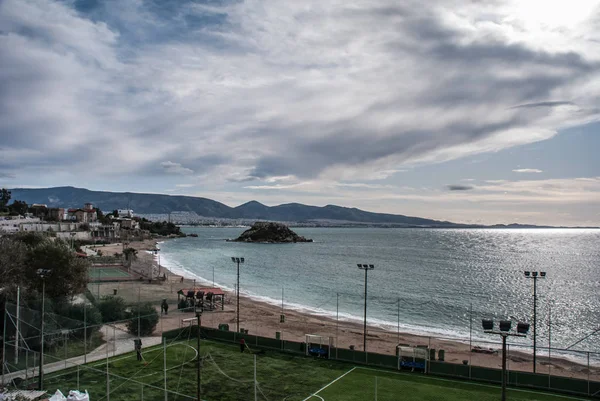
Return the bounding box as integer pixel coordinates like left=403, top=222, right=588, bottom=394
left=89, top=238, right=600, bottom=382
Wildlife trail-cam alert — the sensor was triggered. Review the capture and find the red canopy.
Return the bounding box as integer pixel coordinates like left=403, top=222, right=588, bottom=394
left=181, top=287, right=225, bottom=296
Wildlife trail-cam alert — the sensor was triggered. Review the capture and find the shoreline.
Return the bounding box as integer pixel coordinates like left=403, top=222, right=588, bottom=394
left=94, top=238, right=600, bottom=381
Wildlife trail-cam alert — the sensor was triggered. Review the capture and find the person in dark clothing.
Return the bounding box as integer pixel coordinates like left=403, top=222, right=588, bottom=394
left=135, top=339, right=143, bottom=361
left=240, top=338, right=245, bottom=353
left=161, top=299, right=169, bottom=315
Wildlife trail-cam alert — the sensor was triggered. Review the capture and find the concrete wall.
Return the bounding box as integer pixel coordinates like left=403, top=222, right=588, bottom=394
left=56, top=231, right=91, bottom=240
left=0, top=217, right=41, bottom=233
left=20, top=222, right=82, bottom=232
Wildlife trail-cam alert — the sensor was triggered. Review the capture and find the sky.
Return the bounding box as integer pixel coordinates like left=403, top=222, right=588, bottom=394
left=0, top=0, right=599, bottom=226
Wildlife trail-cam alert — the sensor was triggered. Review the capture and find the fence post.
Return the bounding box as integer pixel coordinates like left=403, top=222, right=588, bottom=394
left=2, top=303, right=7, bottom=387
left=588, top=352, right=590, bottom=396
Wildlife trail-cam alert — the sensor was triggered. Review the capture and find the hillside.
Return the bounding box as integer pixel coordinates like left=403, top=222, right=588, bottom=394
left=9, top=186, right=461, bottom=227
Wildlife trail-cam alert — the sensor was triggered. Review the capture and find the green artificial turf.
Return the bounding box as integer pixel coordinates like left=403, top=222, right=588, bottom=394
left=315, top=368, right=586, bottom=401
left=37, top=338, right=589, bottom=401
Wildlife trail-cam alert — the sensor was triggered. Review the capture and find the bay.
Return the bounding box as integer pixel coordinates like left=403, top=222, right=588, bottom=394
left=159, top=227, right=600, bottom=355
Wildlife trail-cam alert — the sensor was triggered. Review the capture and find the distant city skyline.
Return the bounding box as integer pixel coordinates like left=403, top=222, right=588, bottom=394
left=1, top=0, right=599, bottom=226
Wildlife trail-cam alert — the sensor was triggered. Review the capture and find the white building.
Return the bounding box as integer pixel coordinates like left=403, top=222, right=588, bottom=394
left=118, top=209, right=134, bottom=218
left=0, top=216, right=41, bottom=233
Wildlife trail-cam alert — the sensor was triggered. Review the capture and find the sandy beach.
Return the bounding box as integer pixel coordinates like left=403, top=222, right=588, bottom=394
left=89, top=239, right=600, bottom=382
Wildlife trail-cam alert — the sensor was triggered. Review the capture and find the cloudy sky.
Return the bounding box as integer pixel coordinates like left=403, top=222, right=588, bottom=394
left=1, top=0, right=599, bottom=226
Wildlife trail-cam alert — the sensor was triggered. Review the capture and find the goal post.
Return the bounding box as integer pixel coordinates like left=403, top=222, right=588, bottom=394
left=305, top=334, right=334, bottom=359
left=396, top=345, right=428, bottom=372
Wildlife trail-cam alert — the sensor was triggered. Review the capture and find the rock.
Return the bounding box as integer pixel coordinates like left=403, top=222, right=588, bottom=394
left=229, top=222, right=313, bottom=243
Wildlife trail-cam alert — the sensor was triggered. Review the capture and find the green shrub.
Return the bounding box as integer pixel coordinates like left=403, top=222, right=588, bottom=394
left=98, top=296, right=127, bottom=323
left=126, top=303, right=159, bottom=336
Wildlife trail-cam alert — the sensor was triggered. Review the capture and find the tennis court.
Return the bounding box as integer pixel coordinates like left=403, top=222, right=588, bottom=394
left=88, top=267, right=131, bottom=280
left=305, top=367, right=591, bottom=401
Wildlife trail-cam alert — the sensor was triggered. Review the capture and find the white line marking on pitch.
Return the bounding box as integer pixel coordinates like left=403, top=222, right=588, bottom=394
left=355, top=367, right=590, bottom=401
left=301, top=367, right=357, bottom=401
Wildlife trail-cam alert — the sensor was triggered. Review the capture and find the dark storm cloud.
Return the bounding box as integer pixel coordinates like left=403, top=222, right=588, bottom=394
left=511, top=101, right=575, bottom=109
left=447, top=184, right=474, bottom=191
left=1, top=0, right=599, bottom=185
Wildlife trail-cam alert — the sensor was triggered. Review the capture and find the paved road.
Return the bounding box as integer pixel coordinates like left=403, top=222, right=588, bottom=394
left=2, top=325, right=163, bottom=386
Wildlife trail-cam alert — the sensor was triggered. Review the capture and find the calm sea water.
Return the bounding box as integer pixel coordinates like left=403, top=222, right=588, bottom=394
left=159, top=227, right=600, bottom=355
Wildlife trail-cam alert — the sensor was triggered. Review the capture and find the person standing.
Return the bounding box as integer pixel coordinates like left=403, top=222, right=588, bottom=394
left=240, top=337, right=245, bottom=353
left=135, top=339, right=143, bottom=361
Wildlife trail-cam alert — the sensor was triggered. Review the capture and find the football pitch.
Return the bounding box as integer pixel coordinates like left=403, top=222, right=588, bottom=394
left=307, top=367, right=589, bottom=401
left=39, top=337, right=591, bottom=401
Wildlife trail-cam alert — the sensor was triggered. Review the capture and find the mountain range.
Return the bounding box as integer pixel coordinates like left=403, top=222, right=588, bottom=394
left=7, top=186, right=588, bottom=228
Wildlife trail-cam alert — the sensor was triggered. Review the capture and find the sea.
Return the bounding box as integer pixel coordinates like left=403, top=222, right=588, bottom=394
left=158, top=227, right=600, bottom=363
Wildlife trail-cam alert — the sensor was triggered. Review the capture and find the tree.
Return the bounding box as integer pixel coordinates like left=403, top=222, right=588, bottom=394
left=0, top=188, right=11, bottom=208
left=126, top=303, right=159, bottom=336
left=0, top=237, right=28, bottom=299
left=53, top=302, right=103, bottom=339
left=23, top=239, right=90, bottom=300
left=123, top=247, right=138, bottom=263
left=8, top=200, right=29, bottom=216
left=97, top=296, right=128, bottom=323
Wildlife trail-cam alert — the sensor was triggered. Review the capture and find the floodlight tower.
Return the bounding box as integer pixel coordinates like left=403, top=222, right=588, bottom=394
left=357, top=264, right=375, bottom=353
left=231, top=257, right=245, bottom=332
left=524, top=270, right=546, bottom=373
left=36, top=268, right=51, bottom=391
left=482, top=319, right=530, bottom=401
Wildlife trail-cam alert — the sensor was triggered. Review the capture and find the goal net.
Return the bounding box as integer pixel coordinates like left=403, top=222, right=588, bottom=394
left=396, top=345, right=428, bottom=372
left=305, top=334, right=334, bottom=359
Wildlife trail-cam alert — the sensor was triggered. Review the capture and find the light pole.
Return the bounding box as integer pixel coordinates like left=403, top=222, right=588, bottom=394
left=482, top=319, right=530, bottom=401
left=231, top=257, right=245, bottom=332
left=154, top=248, right=161, bottom=276
left=196, top=311, right=202, bottom=400
left=357, top=264, right=374, bottom=353
left=524, top=271, right=546, bottom=373
left=37, top=268, right=51, bottom=391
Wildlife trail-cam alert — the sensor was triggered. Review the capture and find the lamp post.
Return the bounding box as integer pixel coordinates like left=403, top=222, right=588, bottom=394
left=154, top=248, right=161, bottom=275
left=196, top=311, right=202, bottom=400
left=357, top=264, right=375, bottom=353
left=524, top=271, right=546, bottom=373
left=37, top=268, right=51, bottom=391
left=482, top=319, right=530, bottom=401
left=230, top=257, right=245, bottom=332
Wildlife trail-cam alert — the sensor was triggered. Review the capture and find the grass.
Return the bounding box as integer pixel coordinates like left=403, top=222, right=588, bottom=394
left=314, top=367, right=587, bottom=401
left=33, top=336, right=588, bottom=401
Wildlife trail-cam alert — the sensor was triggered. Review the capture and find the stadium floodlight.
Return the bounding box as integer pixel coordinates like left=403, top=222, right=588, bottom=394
left=482, top=319, right=528, bottom=401
left=230, top=257, right=245, bottom=332
left=517, top=322, right=530, bottom=334
left=524, top=270, right=546, bottom=373
left=499, top=321, right=512, bottom=332
left=357, top=263, right=375, bottom=353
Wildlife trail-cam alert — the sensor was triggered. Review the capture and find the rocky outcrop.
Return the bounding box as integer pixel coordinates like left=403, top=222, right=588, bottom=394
left=230, top=222, right=313, bottom=243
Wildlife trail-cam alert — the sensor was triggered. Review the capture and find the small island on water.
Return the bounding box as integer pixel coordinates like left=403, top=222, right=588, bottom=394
left=229, top=222, right=313, bottom=243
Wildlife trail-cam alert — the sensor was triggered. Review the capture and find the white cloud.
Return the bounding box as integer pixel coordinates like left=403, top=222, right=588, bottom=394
left=513, top=168, right=543, bottom=173
left=160, top=161, right=194, bottom=175
left=1, top=0, right=599, bottom=226
left=2, top=0, right=599, bottom=184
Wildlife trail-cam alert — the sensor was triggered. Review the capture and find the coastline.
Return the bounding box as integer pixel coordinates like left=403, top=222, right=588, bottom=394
left=93, top=238, right=600, bottom=382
